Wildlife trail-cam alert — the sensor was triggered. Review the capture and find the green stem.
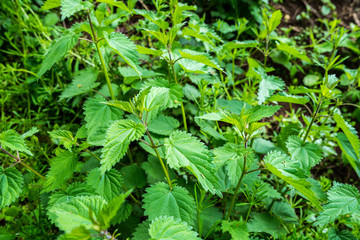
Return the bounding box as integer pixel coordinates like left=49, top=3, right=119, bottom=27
left=302, top=96, right=324, bottom=143
left=87, top=12, right=115, bottom=100
left=180, top=102, right=188, bottom=132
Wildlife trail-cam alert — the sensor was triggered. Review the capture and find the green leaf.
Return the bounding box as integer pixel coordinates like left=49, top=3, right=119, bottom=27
left=144, top=87, right=170, bottom=111
left=121, top=164, right=147, bottom=189
left=44, top=150, right=78, bottom=192
left=221, top=220, right=249, bottom=240
left=21, top=127, right=39, bottom=139
left=84, top=97, right=123, bottom=146
left=37, top=32, right=79, bottom=79
left=268, top=92, right=309, bottom=104
left=49, top=130, right=76, bottom=150
left=96, top=0, right=130, bottom=12
left=42, top=0, right=61, bottom=10
left=328, top=229, right=357, bottom=240
left=103, top=31, right=141, bottom=76
left=87, top=168, right=123, bottom=201
left=137, top=46, right=164, bottom=56
left=264, top=151, right=322, bottom=210
left=0, top=167, right=23, bottom=209
left=48, top=182, right=95, bottom=207
left=149, top=216, right=201, bottom=240
left=57, top=226, right=91, bottom=240
left=59, top=68, right=100, bottom=101
left=248, top=212, right=286, bottom=237
left=276, top=42, right=311, bottom=63
left=286, top=135, right=322, bottom=172
left=0, top=130, right=31, bottom=155
left=337, top=133, right=360, bottom=178
left=179, top=49, right=222, bottom=71
left=100, top=120, right=146, bottom=173
left=246, top=105, right=281, bottom=123
left=333, top=112, right=360, bottom=158
left=148, top=115, right=180, bottom=136
left=165, top=131, right=223, bottom=196
left=316, top=182, right=360, bottom=225
left=268, top=10, right=282, bottom=33
left=143, top=182, right=196, bottom=226
left=254, top=68, right=285, bottom=104
left=48, top=195, right=107, bottom=232
left=105, top=100, right=134, bottom=114
left=224, top=40, right=259, bottom=50
left=253, top=181, right=282, bottom=201
left=144, top=78, right=183, bottom=108
left=60, top=0, right=93, bottom=20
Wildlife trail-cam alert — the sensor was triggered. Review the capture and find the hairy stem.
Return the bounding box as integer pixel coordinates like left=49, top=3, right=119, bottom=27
left=302, top=96, right=324, bottom=143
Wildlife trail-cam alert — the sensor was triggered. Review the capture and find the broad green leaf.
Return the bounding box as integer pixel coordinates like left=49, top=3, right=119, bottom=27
left=182, top=27, right=215, bottom=46
left=268, top=92, right=309, bottom=104
left=276, top=42, right=311, bottom=63
left=149, top=216, right=201, bottom=240
left=224, top=40, right=259, bottom=50
left=328, top=229, right=357, bottom=240
left=21, top=127, right=39, bottom=139
left=277, top=123, right=301, bottom=150
left=120, top=164, right=147, bottom=189
left=59, top=68, right=100, bottom=101
left=198, top=206, right=223, bottom=236
left=253, top=181, right=282, bottom=201
left=221, top=220, right=249, bottom=240
left=143, top=182, right=196, bottom=226
left=57, top=226, right=91, bottom=240
left=100, top=120, right=146, bottom=173
left=0, top=130, right=31, bottom=155
left=44, top=150, right=78, bottom=192
left=165, top=131, right=223, bottom=196
left=254, top=68, right=285, bottom=104
left=0, top=167, right=23, bottom=209
left=333, top=112, right=360, bottom=158
left=37, top=32, right=79, bottom=79
left=103, top=31, right=141, bottom=76
left=248, top=212, right=286, bottom=237
left=286, top=135, right=322, bottom=172
left=60, top=0, right=93, bottom=20
left=84, top=97, right=123, bottom=146
left=172, top=3, right=196, bottom=25
left=133, top=220, right=151, bottom=240
left=246, top=105, right=281, bottom=123
left=87, top=168, right=123, bottom=201
left=179, top=49, right=222, bottom=71
left=48, top=130, right=76, bottom=150
left=48, top=195, right=107, bottom=232
left=137, top=46, right=164, bottom=56
left=42, top=0, right=61, bottom=10
left=105, top=100, right=134, bottom=114
left=268, top=10, right=282, bottom=33
left=178, top=58, right=209, bottom=74
left=96, top=0, right=130, bottom=12
left=144, top=87, right=170, bottom=111
left=148, top=115, right=180, bottom=135
left=264, top=151, right=322, bottom=210
left=48, top=182, right=95, bottom=207
left=337, top=133, right=360, bottom=178
left=316, top=182, right=360, bottom=225
left=144, top=78, right=183, bottom=108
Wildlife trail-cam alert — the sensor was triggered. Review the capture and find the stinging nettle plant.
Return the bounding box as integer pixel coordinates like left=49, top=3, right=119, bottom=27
left=1, top=0, right=360, bottom=239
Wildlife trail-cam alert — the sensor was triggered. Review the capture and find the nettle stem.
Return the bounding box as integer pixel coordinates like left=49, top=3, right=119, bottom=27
left=87, top=12, right=115, bottom=100
left=302, top=96, right=324, bottom=143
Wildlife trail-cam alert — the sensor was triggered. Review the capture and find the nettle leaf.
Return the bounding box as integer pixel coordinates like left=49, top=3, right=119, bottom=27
left=105, top=100, right=134, bottom=114
left=44, top=150, right=78, bottom=192
left=253, top=181, right=282, bottom=201
left=316, top=182, right=360, bottom=225
left=49, top=130, right=76, bottom=150
left=103, top=31, right=141, bottom=76
left=221, top=220, right=249, bottom=240
left=144, top=78, right=183, bottom=108
left=264, top=151, right=322, bottom=210
left=0, top=129, right=31, bottom=155
left=143, top=182, right=196, bottom=226
left=248, top=212, right=286, bottom=237
left=276, top=42, right=311, bottom=63
left=328, top=228, right=357, bottom=240
left=337, top=133, right=360, bottom=178
left=149, top=216, right=201, bottom=240
left=57, top=225, right=91, bottom=240
left=148, top=115, right=180, bottom=136
left=121, top=164, right=147, bottom=189
left=37, top=32, right=79, bottom=78
left=333, top=112, right=360, bottom=158
left=60, top=68, right=100, bottom=101
left=42, top=0, right=61, bottom=10
left=96, top=0, right=130, bottom=13
left=60, top=0, right=93, bottom=20
left=179, top=49, right=222, bottom=71
left=137, top=46, right=164, bottom=56
left=286, top=135, right=322, bottom=172
left=87, top=168, right=123, bottom=201
left=246, top=105, right=281, bottom=123
left=21, top=127, right=39, bottom=139
left=267, top=10, right=282, bottom=33
left=0, top=167, right=23, bottom=209
left=165, top=131, right=223, bottom=196
left=100, top=120, right=145, bottom=173
left=223, top=40, right=259, bottom=50
left=268, top=92, right=309, bottom=104
left=84, top=97, right=124, bottom=146
left=254, top=68, right=285, bottom=105
left=48, top=195, right=107, bottom=233
left=144, top=87, right=170, bottom=111
left=48, top=182, right=95, bottom=207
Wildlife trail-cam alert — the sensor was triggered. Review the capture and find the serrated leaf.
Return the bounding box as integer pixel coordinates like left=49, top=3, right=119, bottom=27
left=57, top=226, right=91, bottom=240
left=48, top=195, right=107, bottom=232
left=252, top=181, right=282, bottom=201
left=103, top=31, right=141, bottom=76
left=143, top=182, right=196, bottom=226
left=268, top=92, right=309, bottom=104
left=221, top=220, right=249, bottom=240
left=87, top=168, right=123, bottom=201
left=137, top=46, right=164, bottom=56
left=0, top=130, right=31, bottom=155
left=276, top=42, right=311, bottom=63
left=60, top=0, right=93, bottom=20
left=42, top=0, right=61, bottom=10
left=149, top=216, right=201, bottom=240
left=0, top=167, right=23, bottom=209
left=165, top=131, right=223, bottom=196
left=133, top=220, right=151, bottom=240
left=21, top=127, right=39, bottom=139
left=48, top=182, right=95, bottom=207
left=328, top=229, right=357, bottom=240
left=268, top=10, right=282, bottom=33
left=148, top=115, right=180, bottom=135
left=84, top=97, right=123, bottom=146
left=121, top=164, right=147, bottom=189
left=144, top=78, right=183, bottom=108
left=255, top=68, right=285, bottom=105
left=144, top=87, right=170, bottom=111
left=105, top=100, right=134, bottom=113
left=100, top=120, right=145, bottom=173
left=49, top=130, right=76, bottom=150
left=246, top=105, right=281, bottom=123
left=60, top=68, right=100, bottom=101
left=179, top=49, right=222, bottom=71
left=286, top=135, right=322, bottom=172
left=96, top=0, right=130, bottom=12
left=37, top=32, right=79, bottom=78
left=316, top=182, right=360, bottom=225
left=337, top=133, right=360, bottom=178
left=44, top=150, right=78, bottom=192
left=248, top=212, right=286, bottom=237
left=224, top=40, right=259, bottom=50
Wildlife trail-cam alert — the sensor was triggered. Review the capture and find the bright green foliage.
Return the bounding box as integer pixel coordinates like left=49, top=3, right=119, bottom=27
left=48, top=182, right=95, bottom=206
left=59, top=68, right=100, bottom=101
left=57, top=226, right=91, bottom=240
left=49, top=130, right=76, bottom=151
left=276, top=42, right=311, bottom=63
left=44, top=150, right=78, bottom=192
left=145, top=78, right=183, bottom=108
left=286, top=135, right=322, bottom=172
left=86, top=168, right=123, bottom=201
left=103, top=32, right=141, bottom=75
left=252, top=181, right=282, bottom=201
left=84, top=97, right=124, bottom=145
left=0, top=167, right=23, bottom=209
left=254, top=68, right=285, bottom=104
left=37, top=32, right=79, bottom=78
left=224, top=40, right=259, bottom=50
left=328, top=229, right=357, bottom=240
left=105, top=100, right=134, bottom=114
left=316, top=182, right=360, bottom=225
left=143, top=182, right=196, bottom=226
left=179, top=49, right=222, bottom=71
left=148, top=115, right=180, bottom=135
left=149, top=216, right=201, bottom=240
left=165, top=131, right=222, bottom=196
left=21, top=127, right=39, bottom=139
left=144, top=87, right=170, bottom=111
left=337, top=133, right=360, bottom=177
left=221, top=220, right=249, bottom=240
left=60, top=0, right=93, bottom=20
left=0, top=129, right=31, bottom=155
left=42, top=0, right=61, bottom=10
left=247, top=213, right=286, bottom=237
left=120, top=164, right=147, bottom=189
left=268, top=93, right=309, bottom=104
left=48, top=195, right=107, bottom=232
left=133, top=220, right=151, bottom=240
left=97, top=0, right=130, bottom=13
left=100, top=119, right=145, bottom=173
left=264, top=10, right=282, bottom=34
left=246, top=105, right=281, bottom=123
